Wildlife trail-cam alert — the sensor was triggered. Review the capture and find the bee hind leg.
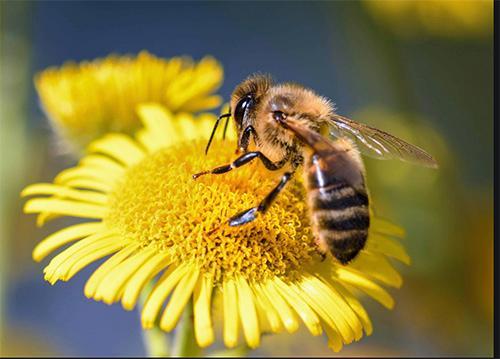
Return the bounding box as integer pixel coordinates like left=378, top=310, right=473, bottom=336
left=227, top=172, right=293, bottom=227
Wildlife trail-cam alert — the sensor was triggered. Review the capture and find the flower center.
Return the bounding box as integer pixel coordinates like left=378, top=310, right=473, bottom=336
left=105, top=140, right=317, bottom=284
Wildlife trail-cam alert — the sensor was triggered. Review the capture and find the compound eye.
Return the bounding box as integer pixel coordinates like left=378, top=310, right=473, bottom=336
left=234, top=95, right=253, bottom=126
left=272, top=111, right=287, bottom=122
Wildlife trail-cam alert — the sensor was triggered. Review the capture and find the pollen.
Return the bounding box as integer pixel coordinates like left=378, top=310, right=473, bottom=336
left=105, top=140, right=317, bottom=284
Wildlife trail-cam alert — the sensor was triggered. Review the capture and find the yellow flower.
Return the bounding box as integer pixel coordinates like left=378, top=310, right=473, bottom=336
left=363, top=0, right=492, bottom=38
left=35, top=51, right=223, bottom=149
left=22, top=104, right=410, bottom=352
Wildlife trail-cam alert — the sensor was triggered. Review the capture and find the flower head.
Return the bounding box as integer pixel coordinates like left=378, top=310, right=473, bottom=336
left=363, top=0, right=492, bottom=38
left=22, top=104, right=409, bottom=351
left=35, top=51, right=223, bottom=149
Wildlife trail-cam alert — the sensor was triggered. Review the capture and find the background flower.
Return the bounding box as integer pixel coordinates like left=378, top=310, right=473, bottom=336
left=35, top=51, right=223, bottom=151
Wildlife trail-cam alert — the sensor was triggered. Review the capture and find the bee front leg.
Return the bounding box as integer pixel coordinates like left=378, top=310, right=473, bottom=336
left=192, top=151, right=284, bottom=179
left=226, top=172, right=293, bottom=227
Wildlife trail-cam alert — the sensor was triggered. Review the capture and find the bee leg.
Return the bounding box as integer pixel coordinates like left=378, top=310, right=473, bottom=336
left=227, top=172, right=293, bottom=226
left=192, top=151, right=284, bottom=179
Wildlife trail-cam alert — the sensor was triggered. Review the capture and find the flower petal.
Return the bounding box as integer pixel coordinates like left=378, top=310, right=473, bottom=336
left=296, top=275, right=356, bottom=344
left=32, top=222, right=104, bottom=262
left=366, top=234, right=410, bottom=264
left=258, top=281, right=299, bottom=334
left=349, top=252, right=403, bottom=288
left=333, top=267, right=394, bottom=309
left=80, top=154, right=126, bottom=175
left=64, top=178, right=112, bottom=193
left=193, top=275, right=215, bottom=348
left=24, top=198, right=107, bottom=219
left=22, top=183, right=108, bottom=205
left=64, top=240, right=126, bottom=281
left=250, top=283, right=284, bottom=334
left=96, top=247, right=157, bottom=304
left=371, top=217, right=406, bottom=238
left=326, top=280, right=373, bottom=336
left=160, top=267, right=199, bottom=332
left=55, top=166, right=120, bottom=187
left=85, top=244, right=140, bottom=299
left=88, top=133, right=145, bottom=166
left=272, top=277, right=322, bottom=336
left=235, top=277, right=260, bottom=349
left=121, top=251, right=171, bottom=311
left=222, top=278, right=239, bottom=348
left=141, top=264, right=189, bottom=329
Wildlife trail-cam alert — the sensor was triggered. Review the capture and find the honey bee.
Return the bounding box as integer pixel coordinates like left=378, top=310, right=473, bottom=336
left=193, top=74, right=438, bottom=264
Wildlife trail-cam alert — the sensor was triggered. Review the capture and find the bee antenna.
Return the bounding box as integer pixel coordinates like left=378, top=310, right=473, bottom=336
left=205, top=113, right=231, bottom=155
left=222, top=111, right=231, bottom=140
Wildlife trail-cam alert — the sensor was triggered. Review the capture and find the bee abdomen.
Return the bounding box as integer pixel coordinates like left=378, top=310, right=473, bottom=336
left=309, top=183, right=370, bottom=264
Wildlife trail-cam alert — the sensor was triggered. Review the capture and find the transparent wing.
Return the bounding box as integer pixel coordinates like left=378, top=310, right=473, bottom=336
left=329, top=115, right=438, bottom=168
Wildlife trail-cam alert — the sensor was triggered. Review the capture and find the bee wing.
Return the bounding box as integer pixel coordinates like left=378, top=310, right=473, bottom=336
left=328, top=115, right=438, bottom=168
left=278, top=117, right=337, bottom=156
left=279, top=117, right=366, bottom=189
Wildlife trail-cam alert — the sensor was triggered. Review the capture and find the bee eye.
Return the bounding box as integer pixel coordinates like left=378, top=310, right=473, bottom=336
left=234, top=95, right=254, bottom=126
left=272, top=111, right=287, bottom=122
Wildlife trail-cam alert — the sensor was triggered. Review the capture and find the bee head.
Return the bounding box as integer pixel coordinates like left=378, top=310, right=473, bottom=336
left=230, top=73, right=272, bottom=152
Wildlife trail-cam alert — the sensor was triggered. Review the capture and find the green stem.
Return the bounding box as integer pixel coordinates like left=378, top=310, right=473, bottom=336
left=207, top=346, right=250, bottom=357
left=141, top=326, right=171, bottom=357
left=171, top=299, right=202, bottom=357
left=139, top=282, right=171, bottom=357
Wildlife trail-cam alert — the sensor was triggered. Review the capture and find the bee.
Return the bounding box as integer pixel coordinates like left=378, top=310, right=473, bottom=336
left=193, top=74, right=438, bottom=264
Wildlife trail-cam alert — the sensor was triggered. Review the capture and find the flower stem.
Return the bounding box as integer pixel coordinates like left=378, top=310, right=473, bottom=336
left=139, top=282, right=170, bottom=357
left=141, top=325, right=171, bottom=357
left=172, top=299, right=202, bottom=357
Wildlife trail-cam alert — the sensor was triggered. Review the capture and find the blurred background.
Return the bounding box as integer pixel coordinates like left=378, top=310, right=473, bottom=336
left=0, top=0, right=493, bottom=356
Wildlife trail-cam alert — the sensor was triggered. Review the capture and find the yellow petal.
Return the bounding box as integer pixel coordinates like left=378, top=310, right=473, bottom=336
left=55, top=166, right=119, bottom=187
left=21, top=183, right=108, bottom=205
left=235, top=277, right=260, bottom=349
left=36, top=212, right=61, bottom=227
left=252, top=291, right=273, bottom=334
left=297, top=275, right=355, bottom=344
left=334, top=267, right=394, bottom=309
left=42, top=230, right=116, bottom=279
left=371, top=217, right=406, bottom=238
left=258, top=281, right=299, bottom=334
left=181, top=95, right=222, bottom=113
left=193, top=275, right=215, bottom=348
left=96, top=247, right=157, bottom=305
left=24, top=198, right=107, bottom=219
left=160, top=267, right=199, bottom=332
left=326, top=280, right=373, bottom=336
left=272, top=277, right=322, bottom=336
left=80, top=154, right=126, bottom=175
left=323, top=320, right=343, bottom=352
left=88, top=133, right=145, bottom=166
left=32, top=222, right=104, bottom=262
left=366, top=234, right=410, bottom=264
left=46, top=236, right=121, bottom=284
left=313, top=275, right=363, bottom=341
left=64, top=241, right=125, bottom=281
left=121, top=252, right=171, bottom=311
left=136, top=104, right=177, bottom=148
left=349, top=251, right=403, bottom=288
left=250, top=283, right=283, bottom=334
left=141, top=264, right=189, bottom=329
left=136, top=129, right=165, bottom=152
left=64, top=178, right=112, bottom=193
left=85, top=244, right=139, bottom=298
left=222, top=278, right=239, bottom=348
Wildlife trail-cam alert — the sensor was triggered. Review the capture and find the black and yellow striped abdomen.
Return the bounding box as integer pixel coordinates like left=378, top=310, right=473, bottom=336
left=305, top=152, right=370, bottom=264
